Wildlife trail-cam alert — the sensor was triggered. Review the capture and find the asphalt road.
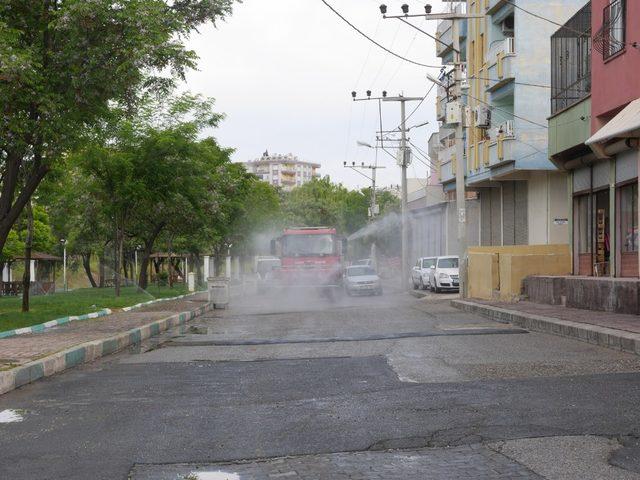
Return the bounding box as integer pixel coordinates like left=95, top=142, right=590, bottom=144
left=2, top=288, right=640, bottom=479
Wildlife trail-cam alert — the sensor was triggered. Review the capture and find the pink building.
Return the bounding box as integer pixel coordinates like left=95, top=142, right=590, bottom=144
left=590, top=0, right=640, bottom=133
left=582, top=0, right=640, bottom=277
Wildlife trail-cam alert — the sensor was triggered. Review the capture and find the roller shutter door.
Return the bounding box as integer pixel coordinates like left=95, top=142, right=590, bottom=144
left=514, top=180, right=528, bottom=245
left=502, top=181, right=528, bottom=245
left=503, top=182, right=515, bottom=245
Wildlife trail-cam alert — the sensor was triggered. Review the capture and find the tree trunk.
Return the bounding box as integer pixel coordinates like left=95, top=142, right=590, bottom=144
left=0, top=156, right=49, bottom=260
left=21, top=201, right=34, bottom=312
left=82, top=252, right=98, bottom=288
left=98, top=251, right=105, bottom=288
left=168, top=236, right=173, bottom=289
left=114, top=221, right=123, bottom=297
left=123, top=253, right=129, bottom=280
left=136, top=221, right=165, bottom=290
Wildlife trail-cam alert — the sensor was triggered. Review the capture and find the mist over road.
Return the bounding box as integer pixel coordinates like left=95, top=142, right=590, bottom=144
left=2, top=289, right=640, bottom=479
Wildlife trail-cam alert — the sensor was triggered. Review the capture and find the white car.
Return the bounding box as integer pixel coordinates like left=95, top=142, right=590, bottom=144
left=411, top=257, right=436, bottom=290
left=428, top=256, right=460, bottom=293
left=344, top=266, right=383, bottom=296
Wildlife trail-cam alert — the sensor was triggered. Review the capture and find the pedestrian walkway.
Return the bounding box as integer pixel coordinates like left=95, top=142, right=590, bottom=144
left=452, top=298, right=640, bottom=355
left=0, top=293, right=210, bottom=395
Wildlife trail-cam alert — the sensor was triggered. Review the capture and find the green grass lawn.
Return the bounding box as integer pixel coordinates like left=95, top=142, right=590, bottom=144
left=0, top=285, right=191, bottom=332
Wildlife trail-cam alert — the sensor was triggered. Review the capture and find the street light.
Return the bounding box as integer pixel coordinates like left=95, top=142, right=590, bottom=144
left=60, top=239, right=67, bottom=292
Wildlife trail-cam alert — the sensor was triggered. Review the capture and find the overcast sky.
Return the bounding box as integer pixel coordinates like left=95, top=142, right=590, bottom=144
left=185, top=0, right=449, bottom=189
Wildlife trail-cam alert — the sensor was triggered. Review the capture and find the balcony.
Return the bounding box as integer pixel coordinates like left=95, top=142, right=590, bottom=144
left=436, top=19, right=453, bottom=58
left=487, top=0, right=509, bottom=15
left=486, top=38, right=515, bottom=92
left=438, top=143, right=458, bottom=184
left=486, top=120, right=515, bottom=167
left=549, top=97, right=592, bottom=161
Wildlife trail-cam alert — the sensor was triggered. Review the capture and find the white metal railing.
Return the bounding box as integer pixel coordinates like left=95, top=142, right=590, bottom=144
left=492, top=120, right=514, bottom=141
left=488, top=38, right=516, bottom=63
left=505, top=37, right=515, bottom=55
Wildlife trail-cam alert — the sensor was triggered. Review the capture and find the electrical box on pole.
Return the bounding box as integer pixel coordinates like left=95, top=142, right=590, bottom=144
left=446, top=101, right=462, bottom=124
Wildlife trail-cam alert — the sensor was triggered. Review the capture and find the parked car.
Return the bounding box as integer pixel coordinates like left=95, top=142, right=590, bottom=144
left=344, top=265, right=383, bottom=296
left=411, top=257, right=436, bottom=290
left=352, top=258, right=373, bottom=267
left=428, top=256, right=459, bottom=293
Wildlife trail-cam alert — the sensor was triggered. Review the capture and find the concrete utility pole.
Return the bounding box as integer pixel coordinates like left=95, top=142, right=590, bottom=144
left=381, top=2, right=484, bottom=297
left=351, top=92, right=420, bottom=290
left=385, top=95, right=422, bottom=291
left=349, top=141, right=387, bottom=220
left=452, top=15, right=467, bottom=298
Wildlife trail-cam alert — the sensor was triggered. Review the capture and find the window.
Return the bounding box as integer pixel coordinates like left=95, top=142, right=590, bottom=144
left=620, top=183, right=637, bottom=252
left=422, top=258, right=435, bottom=269
left=603, top=0, right=625, bottom=59
left=575, top=194, right=592, bottom=254
left=437, top=257, right=458, bottom=268
left=282, top=234, right=334, bottom=256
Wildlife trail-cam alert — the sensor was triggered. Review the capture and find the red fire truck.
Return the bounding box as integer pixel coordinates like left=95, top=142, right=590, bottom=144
left=267, top=226, right=347, bottom=293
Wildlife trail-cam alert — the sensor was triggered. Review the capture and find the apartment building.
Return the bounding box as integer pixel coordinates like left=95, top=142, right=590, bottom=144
left=243, top=151, right=320, bottom=192
left=435, top=0, right=584, bottom=247
left=550, top=0, right=640, bottom=277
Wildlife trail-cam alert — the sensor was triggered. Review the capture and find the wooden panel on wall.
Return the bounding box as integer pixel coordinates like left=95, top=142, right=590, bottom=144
left=578, top=253, right=593, bottom=276
left=620, top=252, right=639, bottom=278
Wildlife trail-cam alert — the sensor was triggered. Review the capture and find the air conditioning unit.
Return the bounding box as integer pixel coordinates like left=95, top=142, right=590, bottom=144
left=474, top=106, right=491, bottom=129
left=501, top=16, right=514, bottom=36
left=446, top=101, right=462, bottom=124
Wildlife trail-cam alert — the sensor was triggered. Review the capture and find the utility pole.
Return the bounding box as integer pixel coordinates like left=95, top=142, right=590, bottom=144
left=385, top=95, right=422, bottom=291
left=452, top=14, right=467, bottom=298
left=351, top=91, right=422, bottom=290
left=380, top=2, right=483, bottom=296
left=351, top=141, right=387, bottom=219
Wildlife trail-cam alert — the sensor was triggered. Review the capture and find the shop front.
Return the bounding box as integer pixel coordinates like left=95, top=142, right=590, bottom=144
left=582, top=98, right=640, bottom=278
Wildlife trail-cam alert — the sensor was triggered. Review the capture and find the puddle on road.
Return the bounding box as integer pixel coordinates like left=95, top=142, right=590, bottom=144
left=0, top=409, right=24, bottom=423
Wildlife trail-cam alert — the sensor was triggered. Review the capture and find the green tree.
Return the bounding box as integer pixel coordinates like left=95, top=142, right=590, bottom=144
left=281, top=177, right=369, bottom=235
left=0, top=0, right=236, bottom=257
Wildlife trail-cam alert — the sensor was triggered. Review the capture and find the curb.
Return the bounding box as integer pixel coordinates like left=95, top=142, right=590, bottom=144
left=451, top=299, right=640, bottom=356
left=0, top=302, right=213, bottom=396
left=0, top=309, right=112, bottom=339
left=409, top=290, right=428, bottom=298
left=120, top=290, right=204, bottom=312
left=0, top=291, right=205, bottom=339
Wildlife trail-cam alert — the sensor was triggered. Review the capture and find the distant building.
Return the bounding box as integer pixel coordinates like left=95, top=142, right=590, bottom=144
left=243, top=151, right=320, bottom=191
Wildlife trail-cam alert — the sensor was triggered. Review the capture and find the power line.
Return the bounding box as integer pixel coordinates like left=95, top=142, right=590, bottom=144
left=319, top=0, right=443, bottom=69
left=502, top=0, right=590, bottom=38
left=389, top=82, right=436, bottom=133
left=466, top=76, right=554, bottom=89
left=462, top=92, right=548, bottom=129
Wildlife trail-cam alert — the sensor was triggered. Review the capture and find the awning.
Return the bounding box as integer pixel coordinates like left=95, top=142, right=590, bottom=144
left=586, top=98, right=640, bottom=146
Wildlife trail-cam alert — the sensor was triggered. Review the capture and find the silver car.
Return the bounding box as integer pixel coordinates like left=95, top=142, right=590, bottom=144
left=411, top=257, right=436, bottom=290
left=428, top=256, right=460, bottom=293
left=344, top=266, right=383, bottom=296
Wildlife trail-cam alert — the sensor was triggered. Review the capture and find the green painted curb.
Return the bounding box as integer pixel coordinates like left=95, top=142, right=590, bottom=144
left=0, top=301, right=214, bottom=396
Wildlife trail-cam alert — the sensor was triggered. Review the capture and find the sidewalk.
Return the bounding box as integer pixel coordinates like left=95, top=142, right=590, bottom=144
left=0, top=293, right=211, bottom=395
left=452, top=298, right=640, bottom=356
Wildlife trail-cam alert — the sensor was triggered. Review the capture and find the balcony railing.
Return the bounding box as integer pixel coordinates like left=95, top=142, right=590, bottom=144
left=551, top=2, right=591, bottom=115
